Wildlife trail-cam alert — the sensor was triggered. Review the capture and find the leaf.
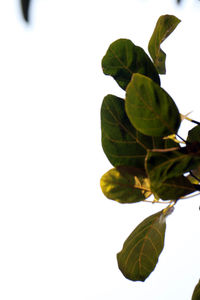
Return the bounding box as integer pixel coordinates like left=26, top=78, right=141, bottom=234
left=148, top=15, right=181, bottom=74
left=101, top=94, right=175, bottom=169
left=145, top=148, right=199, bottom=200
left=101, top=94, right=154, bottom=169
left=102, top=39, right=160, bottom=90
left=187, top=125, right=200, bottom=143
left=101, top=94, right=180, bottom=169
left=186, top=133, right=200, bottom=183
left=21, top=0, right=31, bottom=22
left=100, top=168, right=151, bottom=203
left=117, top=210, right=167, bottom=281
left=146, top=149, right=200, bottom=184
left=116, top=166, right=146, bottom=177
left=125, top=74, right=181, bottom=137
left=192, top=280, right=200, bottom=300
left=151, top=176, right=196, bottom=200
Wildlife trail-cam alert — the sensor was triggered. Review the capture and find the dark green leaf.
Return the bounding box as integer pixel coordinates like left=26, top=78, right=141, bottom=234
left=146, top=148, right=200, bottom=200
left=192, top=280, right=200, bottom=300
left=101, top=94, right=153, bottom=169
left=102, top=39, right=160, bottom=90
left=151, top=176, right=196, bottom=200
left=21, top=0, right=31, bottom=22
left=187, top=125, right=200, bottom=143
left=146, top=149, right=199, bottom=184
left=101, top=94, right=175, bottom=169
left=163, top=138, right=180, bottom=149
left=148, top=15, right=181, bottom=74
left=186, top=134, right=200, bottom=183
left=125, top=74, right=181, bottom=137
left=117, top=210, right=167, bottom=281
left=100, top=168, right=151, bottom=203
left=187, top=140, right=200, bottom=183
left=116, top=166, right=146, bottom=177
left=101, top=94, right=180, bottom=169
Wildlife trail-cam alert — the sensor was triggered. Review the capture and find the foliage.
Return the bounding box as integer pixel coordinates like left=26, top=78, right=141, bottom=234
left=100, top=14, right=200, bottom=298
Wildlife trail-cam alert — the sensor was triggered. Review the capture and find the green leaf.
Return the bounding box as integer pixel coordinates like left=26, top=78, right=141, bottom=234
left=192, top=280, right=200, bottom=300
left=101, top=94, right=180, bottom=169
left=125, top=74, right=181, bottom=137
left=148, top=15, right=181, bottom=74
left=102, top=39, right=160, bottom=90
left=116, top=166, right=146, bottom=177
left=101, top=94, right=176, bottom=169
left=151, top=176, right=196, bottom=200
left=117, top=210, right=167, bottom=281
left=100, top=168, right=151, bottom=203
left=186, top=131, right=200, bottom=183
left=187, top=125, right=200, bottom=143
left=145, top=148, right=200, bottom=200
left=101, top=94, right=154, bottom=169
left=146, top=147, right=200, bottom=184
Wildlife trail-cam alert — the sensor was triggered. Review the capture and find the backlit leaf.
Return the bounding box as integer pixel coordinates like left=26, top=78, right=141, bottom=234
left=125, top=74, right=181, bottom=137
left=148, top=15, right=181, bottom=74
left=100, top=168, right=151, bottom=203
left=117, top=210, right=167, bottom=281
left=102, top=39, right=160, bottom=90
left=192, top=280, right=200, bottom=300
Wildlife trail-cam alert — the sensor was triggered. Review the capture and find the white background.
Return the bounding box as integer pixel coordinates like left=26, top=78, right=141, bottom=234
left=0, top=0, right=200, bottom=299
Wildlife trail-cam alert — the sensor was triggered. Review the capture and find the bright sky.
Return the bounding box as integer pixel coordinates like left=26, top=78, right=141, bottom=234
left=0, top=1, right=200, bottom=299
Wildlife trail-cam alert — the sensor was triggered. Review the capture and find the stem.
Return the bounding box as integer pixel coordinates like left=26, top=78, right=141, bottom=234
left=163, top=201, right=176, bottom=216
left=151, top=147, right=179, bottom=152
left=191, top=119, right=200, bottom=126
left=181, top=192, right=200, bottom=199
left=143, top=199, right=171, bottom=204
left=176, top=133, right=187, bottom=144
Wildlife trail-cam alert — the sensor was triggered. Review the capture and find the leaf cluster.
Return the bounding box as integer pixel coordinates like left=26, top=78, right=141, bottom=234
left=100, top=15, right=200, bottom=298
